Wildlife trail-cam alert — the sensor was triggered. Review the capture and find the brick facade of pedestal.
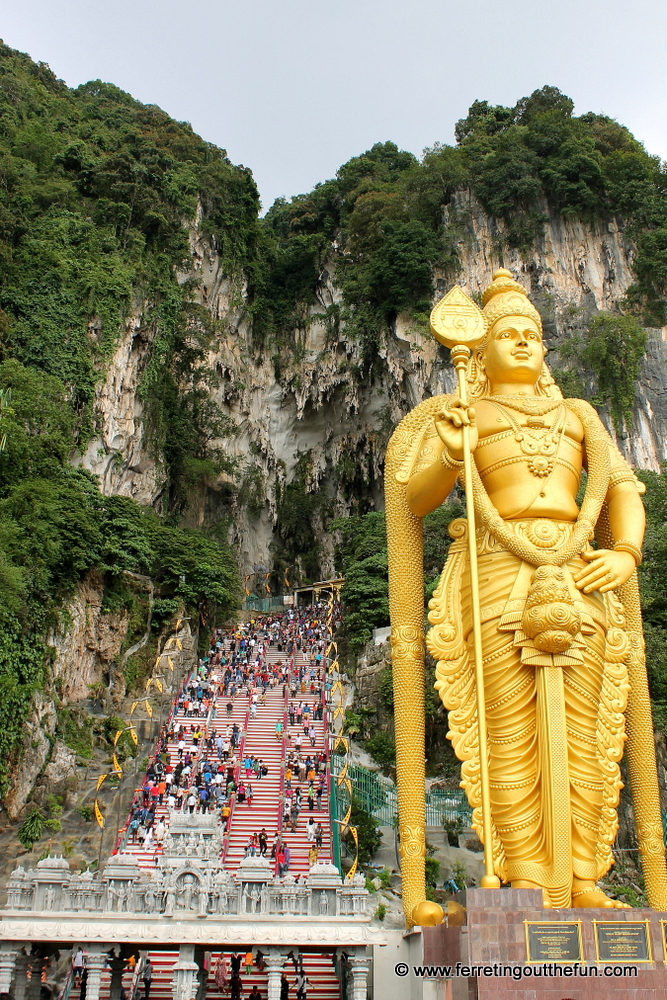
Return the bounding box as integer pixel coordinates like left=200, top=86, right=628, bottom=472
left=423, top=888, right=667, bottom=1000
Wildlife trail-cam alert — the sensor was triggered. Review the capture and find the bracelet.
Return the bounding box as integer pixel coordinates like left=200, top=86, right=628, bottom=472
left=440, top=448, right=464, bottom=471
left=613, top=540, right=643, bottom=567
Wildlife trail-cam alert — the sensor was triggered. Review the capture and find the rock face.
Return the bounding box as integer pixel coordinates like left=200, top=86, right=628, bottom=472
left=444, top=190, right=636, bottom=315
left=70, top=193, right=667, bottom=579
left=3, top=692, right=57, bottom=820
left=73, top=311, right=159, bottom=505
left=48, top=569, right=130, bottom=702
left=4, top=571, right=133, bottom=818
left=354, top=640, right=393, bottom=735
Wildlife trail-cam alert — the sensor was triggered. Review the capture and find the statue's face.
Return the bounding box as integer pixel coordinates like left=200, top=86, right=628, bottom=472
left=482, top=315, right=545, bottom=386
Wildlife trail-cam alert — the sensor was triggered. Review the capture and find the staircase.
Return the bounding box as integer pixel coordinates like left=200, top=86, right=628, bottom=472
left=88, top=609, right=342, bottom=1000
left=204, top=950, right=340, bottom=1000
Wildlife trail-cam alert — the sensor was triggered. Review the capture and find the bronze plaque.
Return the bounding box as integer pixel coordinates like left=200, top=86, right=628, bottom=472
left=525, top=921, right=583, bottom=963
left=594, top=921, right=651, bottom=963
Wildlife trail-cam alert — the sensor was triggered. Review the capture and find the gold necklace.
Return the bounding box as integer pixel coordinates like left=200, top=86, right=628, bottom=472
left=464, top=398, right=610, bottom=568
left=486, top=394, right=563, bottom=417
left=488, top=400, right=567, bottom=478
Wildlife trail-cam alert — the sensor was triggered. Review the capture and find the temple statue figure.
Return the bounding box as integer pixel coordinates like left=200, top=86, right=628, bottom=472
left=386, top=269, right=667, bottom=924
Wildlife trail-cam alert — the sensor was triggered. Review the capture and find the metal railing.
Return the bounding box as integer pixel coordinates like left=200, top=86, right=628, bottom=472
left=242, top=597, right=290, bottom=612
left=55, top=966, right=75, bottom=1000
left=330, top=757, right=472, bottom=829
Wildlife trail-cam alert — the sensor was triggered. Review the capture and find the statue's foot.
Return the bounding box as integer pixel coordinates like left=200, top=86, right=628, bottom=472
left=571, top=883, right=631, bottom=909
left=511, top=879, right=552, bottom=908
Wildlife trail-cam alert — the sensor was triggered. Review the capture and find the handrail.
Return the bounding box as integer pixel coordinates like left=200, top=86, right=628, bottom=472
left=55, top=965, right=74, bottom=1000
left=219, top=700, right=251, bottom=866
left=113, top=666, right=195, bottom=854
left=274, top=641, right=297, bottom=861
left=128, top=955, right=144, bottom=1000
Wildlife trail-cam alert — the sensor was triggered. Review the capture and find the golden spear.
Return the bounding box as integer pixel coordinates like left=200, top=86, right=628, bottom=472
left=430, top=287, right=500, bottom=891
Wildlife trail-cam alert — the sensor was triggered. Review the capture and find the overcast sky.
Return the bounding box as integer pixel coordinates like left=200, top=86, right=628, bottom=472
left=1, top=1, right=665, bottom=212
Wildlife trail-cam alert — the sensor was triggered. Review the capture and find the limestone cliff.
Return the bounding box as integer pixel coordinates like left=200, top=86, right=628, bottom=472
left=75, top=192, right=667, bottom=580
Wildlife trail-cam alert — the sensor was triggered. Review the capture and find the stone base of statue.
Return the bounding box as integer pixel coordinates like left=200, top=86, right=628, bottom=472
left=422, top=888, right=667, bottom=999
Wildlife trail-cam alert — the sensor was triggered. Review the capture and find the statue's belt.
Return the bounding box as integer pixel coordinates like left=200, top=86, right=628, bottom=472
left=457, top=518, right=614, bottom=668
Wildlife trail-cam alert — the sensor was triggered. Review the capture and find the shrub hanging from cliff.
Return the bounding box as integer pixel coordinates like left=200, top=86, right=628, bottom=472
left=0, top=359, right=240, bottom=800
left=558, top=312, right=647, bottom=431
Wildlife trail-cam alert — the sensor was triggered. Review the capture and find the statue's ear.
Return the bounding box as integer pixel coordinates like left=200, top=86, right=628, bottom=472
left=393, top=394, right=454, bottom=485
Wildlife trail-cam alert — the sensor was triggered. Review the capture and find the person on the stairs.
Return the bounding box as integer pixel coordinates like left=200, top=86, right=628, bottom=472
left=72, top=947, right=85, bottom=987
left=141, top=959, right=153, bottom=1000
left=294, top=970, right=310, bottom=1000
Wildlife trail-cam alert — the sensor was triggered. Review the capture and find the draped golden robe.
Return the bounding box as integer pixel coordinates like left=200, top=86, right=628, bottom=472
left=427, top=518, right=630, bottom=906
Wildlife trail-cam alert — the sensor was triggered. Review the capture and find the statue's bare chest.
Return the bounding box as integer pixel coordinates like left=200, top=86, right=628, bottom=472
left=473, top=400, right=584, bottom=485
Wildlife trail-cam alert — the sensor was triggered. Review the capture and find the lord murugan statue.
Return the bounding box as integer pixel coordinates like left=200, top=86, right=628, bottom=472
left=386, top=269, right=667, bottom=927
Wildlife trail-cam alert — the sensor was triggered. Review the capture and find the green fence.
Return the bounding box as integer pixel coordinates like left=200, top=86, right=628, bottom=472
left=331, top=756, right=472, bottom=829
left=242, top=597, right=290, bottom=612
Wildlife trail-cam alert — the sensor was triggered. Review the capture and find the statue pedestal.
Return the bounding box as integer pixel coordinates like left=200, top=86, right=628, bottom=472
left=423, top=888, right=667, bottom=999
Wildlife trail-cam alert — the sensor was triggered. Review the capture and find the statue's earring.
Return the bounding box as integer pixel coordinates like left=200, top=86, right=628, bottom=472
left=469, top=353, right=488, bottom=395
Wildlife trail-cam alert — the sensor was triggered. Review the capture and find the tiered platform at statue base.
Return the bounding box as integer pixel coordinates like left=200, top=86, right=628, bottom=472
left=423, top=888, right=667, bottom=1000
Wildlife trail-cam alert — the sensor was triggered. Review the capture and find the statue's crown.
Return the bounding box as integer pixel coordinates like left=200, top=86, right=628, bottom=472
left=481, top=268, right=542, bottom=333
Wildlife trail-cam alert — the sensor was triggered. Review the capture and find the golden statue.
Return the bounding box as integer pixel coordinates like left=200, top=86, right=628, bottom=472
left=386, top=269, right=667, bottom=927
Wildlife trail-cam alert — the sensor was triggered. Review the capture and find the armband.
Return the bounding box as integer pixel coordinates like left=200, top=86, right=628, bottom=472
left=440, top=448, right=464, bottom=471
left=613, top=540, right=643, bottom=567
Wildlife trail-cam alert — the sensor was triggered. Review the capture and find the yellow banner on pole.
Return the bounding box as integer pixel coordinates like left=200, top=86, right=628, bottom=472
left=129, top=700, right=139, bottom=716
left=112, top=754, right=122, bottom=777
left=167, top=656, right=174, bottom=671
left=144, top=699, right=153, bottom=717
left=129, top=727, right=138, bottom=746
left=155, top=677, right=163, bottom=693
left=94, top=799, right=104, bottom=829
left=345, top=828, right=359, bottom=880
left=113, top=730, right=122, bottom=746
left=96, top=773, right=107, bottom=791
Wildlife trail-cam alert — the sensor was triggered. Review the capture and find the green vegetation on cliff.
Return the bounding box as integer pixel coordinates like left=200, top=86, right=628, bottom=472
left=0, top=358, right=240, bottom=797
left=259, top=84, right=667, bottom=354
left=0, top=44, right=248, bottom=797
left=0, top=43, right=259, bottom=507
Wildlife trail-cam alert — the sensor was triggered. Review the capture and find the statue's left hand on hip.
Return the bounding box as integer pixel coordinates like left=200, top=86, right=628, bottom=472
left=573, top=549, right=636, bottom=593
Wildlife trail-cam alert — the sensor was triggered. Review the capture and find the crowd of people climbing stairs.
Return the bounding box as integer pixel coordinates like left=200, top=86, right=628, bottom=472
left=77, top=599, right=344, bottom=1000
left=119, top=601, right=340, bottom=879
